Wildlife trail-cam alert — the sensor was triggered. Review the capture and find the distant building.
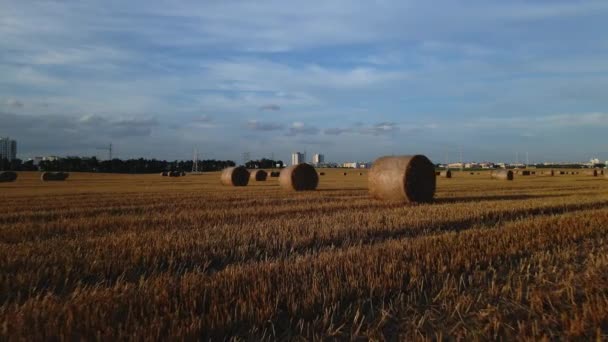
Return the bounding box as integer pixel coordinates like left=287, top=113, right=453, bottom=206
left=0, top=137, right=17, bottom=160
left=312, top=153, right=324, bottom=165
left=291, top=152, right=305, bottom=165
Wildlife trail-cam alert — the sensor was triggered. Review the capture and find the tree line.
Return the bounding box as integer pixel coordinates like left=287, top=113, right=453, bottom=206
left=1, top=157, right=286, bottom=173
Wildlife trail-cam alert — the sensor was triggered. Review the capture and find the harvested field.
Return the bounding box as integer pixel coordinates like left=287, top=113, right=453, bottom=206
left=1, top=170, right=608, bottom=340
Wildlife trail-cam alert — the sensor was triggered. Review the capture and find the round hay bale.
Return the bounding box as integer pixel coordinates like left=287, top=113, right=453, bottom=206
left=470, top=172, right=475, bottom=175
left=319, top=172, right=325, bottom=176
left=220, top=166, right=250, bottom=186
left=521, top=170, right=531, bottom=176
left=584, top=169, right=598, bottom=177
left=491, top=170, right=513, bottom=180
left=359, top=172, right=364, bottom=176
left=160, top=171, right=167, bottom=176
left=270, top=171, right=280, bottom=178
left=279, top=163, right=319, bottom=191
left=343, top=172, right=348, bottom=176
left=368, top=155, right=435, bottom=203
left=169, top=171, right=181, bottom=177
left=250, top=169, right=268, bottom=181
left=41, top=172, right=69, bottom=181
left=440, top=170, right=452, bottom=178
left=0, top=171, right=18, bottom=182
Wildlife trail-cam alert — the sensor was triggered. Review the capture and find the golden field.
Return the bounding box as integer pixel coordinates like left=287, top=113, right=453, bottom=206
left=1, top=170, right=608, bottom=340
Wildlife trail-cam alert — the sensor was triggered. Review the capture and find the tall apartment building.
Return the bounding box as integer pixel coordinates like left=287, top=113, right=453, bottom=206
left=0, top=137, right=17, bottom=160
left=312, top=153, right=324, bottom=165
left=291, top=152, right=305, bottom=165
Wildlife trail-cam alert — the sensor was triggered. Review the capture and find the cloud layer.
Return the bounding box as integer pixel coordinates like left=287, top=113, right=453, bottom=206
left=2, top=1, right=608, bottom=162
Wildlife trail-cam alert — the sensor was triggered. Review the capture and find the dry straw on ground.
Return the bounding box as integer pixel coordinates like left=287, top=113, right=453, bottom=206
left=491, top=170, right=513, bottom=180
left=40, top=172, right=69, bottom=181
left=220, top=167, right=250, bottom=186
left=250, top=170, right=268, bottom=181
left=0, top=171, right=18, bottom=182
left=279, top=163, right=319, bottom=191
left=368, top=155, right=436, bottom=203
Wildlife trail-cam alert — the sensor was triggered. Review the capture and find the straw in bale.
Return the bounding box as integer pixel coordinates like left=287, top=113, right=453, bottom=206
left=368, top=155, right=435, bottom=203
left=250, top=169, right=268, bottom=181
left=440, top=170, right=452, bottom=178
left=584, top=169, right=598, bottom=177
left=220, top=166, right=250, bottom=186
left=270, top=171, right=280, bottom=178
left=491, top=170, right=513, bottom=181
left=160, top=171, right=168, bottom=176
left=0, top=171, right=18, bottom=182
left=521, top=170, right=531, bottom=176
left=41, top=172, right=69, bottom=181
left=279, top=163, right=319, bottom=191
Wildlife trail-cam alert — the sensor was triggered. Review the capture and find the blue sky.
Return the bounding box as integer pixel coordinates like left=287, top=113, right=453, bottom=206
left=1, top=0, right=608, bottom=163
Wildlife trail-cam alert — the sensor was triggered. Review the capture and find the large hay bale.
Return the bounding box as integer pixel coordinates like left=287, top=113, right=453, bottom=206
left=343, top=172, right=348, bottom=176
left=250, top=169, right=268, bottom=181
left=270, top=171, right=280, bottom=178
left=319, top=172, right=325, bottom=176
left=160, top=171, right=168, bottom=176
left=279, top=163, right=318, bottom=191
left=491, top=170, right=513, bottom=181
left=41, top=172, right=69, bottom=181
left=169, top=171, right=181, bottom=177
left=584, top=169, right=598, bottom=177
left=521, top=170, right=531, bottom=176
left=558, top=171, right=565, bottom=175
left=220, top=166, right=250, bottom=186
left=368, top=155, right=435, bottom=203
left=0, top=171, right=18, bottom=182
left=440, top=170, right=452, bottom=178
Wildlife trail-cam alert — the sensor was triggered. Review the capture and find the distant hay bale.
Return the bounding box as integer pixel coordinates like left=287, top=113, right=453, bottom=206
left=531, top=171, right=536, bottom=175
left=169, top=171, right=182, bottom=177
left=440, top=170, right=452, bottom=178
left=343, top=172, right=348, bottom=176
left=270, top=171, right=280, bottom=178
left=250, top=169, right=268, bottom=181
left=470, top=172, right=475, bottom=175
left=491, top=170, right=513, bottom=181
left=521, top=170, right=531, bottom=176
left=368, top=155, right=435, bottom=203
left=319, top=172, right=325, bottom=176
left=220, top=166, right=250, bottom=186
left=359, top=172, right=364, bottom=176
left=41, top=172, right=69, bottom=181
left=160, top=171, right=168, bottom=177
left=558, top=171, right=565, bottom=175
left=279, top=163, right=319, bottom=191
left=181, top=171, right=186, bottom=176
left=584, top=169, right=598, bottom=177
left=0, top=171, right=18, bottom=182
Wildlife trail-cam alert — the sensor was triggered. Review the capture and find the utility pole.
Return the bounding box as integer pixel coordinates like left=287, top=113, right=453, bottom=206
left=192, top=148, right=199, bottom=173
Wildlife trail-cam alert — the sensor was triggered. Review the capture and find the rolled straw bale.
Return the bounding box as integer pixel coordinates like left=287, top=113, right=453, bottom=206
left=250, top=169, right=268, bottom=181
left=440, top=170, right=452, bottom=178
left=169, top=171, right=181, bottom=177
left=368, top=155, right=435, bottom=203
left=359, top=172, right=364, bottom=176
left=279, top=163, right=319, bottom=191
left=521, top=170, right=531, bottom=176
left=41, top=172, right=69, bottom=181
left=220, top=166, right=250, bottom=186
left=470, top=172, right=475, bottom=175
left=558, top=171, right=565, bottom=175
left=343, top=172, right=348, bottom=176
left=270, top=171, right=280, bottom=178
left=491, top=170, right=513, bottom=181
left=584, top=169, right=598, bottom=177
left=319, top=172, right=325, bottom=176
left=531, top=171, right=536, bottom=175
left=160, top=171, right=168, bottom=176
left=0, top=171, right=18, bottom=182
